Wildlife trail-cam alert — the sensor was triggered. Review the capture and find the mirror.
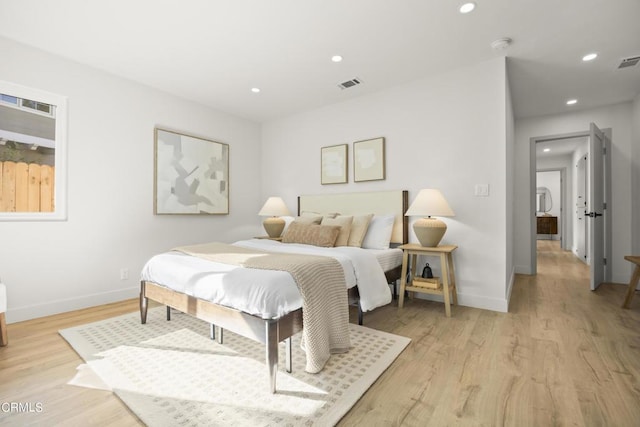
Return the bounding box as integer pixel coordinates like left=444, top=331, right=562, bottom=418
left=0, top=81, right=67, bottom=220
left=536, top=186, right=552, bottom=214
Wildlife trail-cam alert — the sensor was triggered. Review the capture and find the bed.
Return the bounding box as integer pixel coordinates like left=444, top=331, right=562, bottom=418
left=139, top=190, right=408, bottom=392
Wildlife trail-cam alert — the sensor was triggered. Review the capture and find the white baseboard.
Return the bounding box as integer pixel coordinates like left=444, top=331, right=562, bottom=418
left=514, top=264, right=533, bottom=275
left=458, top=293, right=509, bottom=312
left=6, top=286, right=139, bottom=323
left=415, top=292, right=508, bottom=313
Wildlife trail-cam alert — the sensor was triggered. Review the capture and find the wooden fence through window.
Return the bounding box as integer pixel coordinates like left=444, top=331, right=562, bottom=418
left=0, top=161, right=55, bottom=212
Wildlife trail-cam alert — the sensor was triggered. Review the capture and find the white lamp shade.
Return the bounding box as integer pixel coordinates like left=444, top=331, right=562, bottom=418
left=405, top=189, right=455, bottom=218
left=258, top=197, right=290, bottom=217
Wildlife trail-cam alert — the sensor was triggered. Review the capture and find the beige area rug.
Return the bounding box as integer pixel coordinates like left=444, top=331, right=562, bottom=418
left=60, top=307, right=410, bottom=426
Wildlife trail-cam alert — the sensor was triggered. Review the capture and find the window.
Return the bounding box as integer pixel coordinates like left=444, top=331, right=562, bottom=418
left=0, top=81, right=67, bottom=221
left=1, top=93, right=55, bottom=117
left=0, top=94, right=18, bottom=105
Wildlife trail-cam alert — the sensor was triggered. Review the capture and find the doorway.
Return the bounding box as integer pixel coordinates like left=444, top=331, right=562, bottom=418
left=536, top=169, right=564, bottom=245
left=529, top=125, right=612, bottom=288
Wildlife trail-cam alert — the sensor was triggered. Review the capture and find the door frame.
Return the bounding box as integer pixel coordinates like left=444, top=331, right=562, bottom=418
left=528, top=128, right=612, bottom=278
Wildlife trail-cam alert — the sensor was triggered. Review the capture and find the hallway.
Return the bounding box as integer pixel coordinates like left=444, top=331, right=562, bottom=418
left=536, top=239, right=589, bottom=281
left=503, top=239, right=640, bottom=425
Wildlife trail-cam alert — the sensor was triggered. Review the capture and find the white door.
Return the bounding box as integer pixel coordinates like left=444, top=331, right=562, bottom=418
left=576, top=155, right=587, bottom=262
left=588, top=123, right=606, bottom=290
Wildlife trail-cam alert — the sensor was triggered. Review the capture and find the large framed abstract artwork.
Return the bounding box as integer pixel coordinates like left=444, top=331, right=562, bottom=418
left=154, top=128, right=229, bottom=215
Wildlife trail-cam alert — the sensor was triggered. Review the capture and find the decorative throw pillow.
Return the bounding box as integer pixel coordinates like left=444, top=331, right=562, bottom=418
left=294, top=215, right=322, bottom=225
left=280, top=216, right=296, bottom=234
left=347, top=213, right=374, bottom=247
left=321, top=215, right=354, bottom=246
left=282, top=222, right=341, bottom=247
left=301, top=211, right=340, bottom=221
left=362, top=214, right=395, bottom=249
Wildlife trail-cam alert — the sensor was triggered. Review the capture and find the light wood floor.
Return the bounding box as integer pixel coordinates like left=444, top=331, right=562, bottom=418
left=1, top=241, right=639, bottom=426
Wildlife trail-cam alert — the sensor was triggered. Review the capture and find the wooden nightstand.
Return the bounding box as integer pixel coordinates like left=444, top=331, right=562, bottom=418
left=254, top=236, right=283, bottom=241
left=398, top=243, right=459, bottom=317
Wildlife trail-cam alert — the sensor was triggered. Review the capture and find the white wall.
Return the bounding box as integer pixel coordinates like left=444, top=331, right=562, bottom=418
left=514, top=102, right=634, bottom=282
left=261, top=57, right=512, bottom=312
left=0, top=37, right=263, bottom=322
left=536, top=171, right=561, bottom=217
left=505, top=70, right=516, bottom=302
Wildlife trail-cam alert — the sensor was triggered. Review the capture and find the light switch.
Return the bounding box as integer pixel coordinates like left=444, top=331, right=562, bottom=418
left=475, top=184, right=489, bottom=197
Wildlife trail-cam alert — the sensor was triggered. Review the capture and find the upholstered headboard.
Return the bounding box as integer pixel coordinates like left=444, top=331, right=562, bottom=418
left=298, top=190, right=409, bottom=244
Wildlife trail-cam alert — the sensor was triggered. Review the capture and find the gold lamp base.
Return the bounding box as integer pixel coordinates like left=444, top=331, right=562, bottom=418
left=413, top=217, right=447, bottom=247
left=263, top=217, right=285, bottom=238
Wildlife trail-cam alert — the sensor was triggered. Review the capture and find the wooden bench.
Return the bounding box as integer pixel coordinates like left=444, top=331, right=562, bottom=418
left=622, top=256, right=640, bottom=309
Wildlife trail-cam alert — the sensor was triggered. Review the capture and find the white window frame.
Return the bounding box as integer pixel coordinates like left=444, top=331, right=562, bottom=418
left=0, top=80, right=68, bottom=221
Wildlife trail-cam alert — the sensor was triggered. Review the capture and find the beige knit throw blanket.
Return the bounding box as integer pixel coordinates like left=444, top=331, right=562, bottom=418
left=173, top=242, right=351, bottom=373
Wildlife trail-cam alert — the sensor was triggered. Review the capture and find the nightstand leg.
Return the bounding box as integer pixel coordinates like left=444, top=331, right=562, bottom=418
left=408, top=254, right=418, bottom=299
left=0, top=313, right=7, bottom=346
left=441, top=253, right=451, bottom=317
left=447, top=253, right=458, bottom=305
left=398, top=250, right=410, bottom=309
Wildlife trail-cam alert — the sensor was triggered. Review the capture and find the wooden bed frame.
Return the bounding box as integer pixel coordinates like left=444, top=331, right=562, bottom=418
left=139, top=190, right=408, bottom=393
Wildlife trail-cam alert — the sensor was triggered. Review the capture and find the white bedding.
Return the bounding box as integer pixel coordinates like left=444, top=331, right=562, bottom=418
left=140, top=239, right=400, bottom=319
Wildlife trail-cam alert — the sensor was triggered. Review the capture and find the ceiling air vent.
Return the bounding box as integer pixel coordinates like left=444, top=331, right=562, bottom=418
left=618, top=56, right=640, bottom=69
left=338, top=77, right=362, bottom=90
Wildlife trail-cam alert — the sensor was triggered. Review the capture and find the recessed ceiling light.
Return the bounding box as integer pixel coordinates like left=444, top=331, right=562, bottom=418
left=331, top=55, right=343, bottom=63
left=459, top=2, right=476, bottom=13
left=543, top=148, right=551, bottom=152
left=582, top=53, right=598, bottom=62
left=251, top=87, right=260, bottom=93
left=566, top=99, right=577, bottom=105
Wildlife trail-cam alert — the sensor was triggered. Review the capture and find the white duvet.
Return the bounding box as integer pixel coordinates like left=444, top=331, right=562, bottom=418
left=140, top=239, right=395, bottom=319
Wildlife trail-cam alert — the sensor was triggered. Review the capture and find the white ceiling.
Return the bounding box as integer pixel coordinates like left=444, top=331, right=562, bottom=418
left=536, top=136, right=587, bottom=159
left=0, top=0, right=639, bottom=123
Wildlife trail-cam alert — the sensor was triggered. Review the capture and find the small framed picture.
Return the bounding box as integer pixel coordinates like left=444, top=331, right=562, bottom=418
left=354, top=137, right=385, bottom=182
left=321, top=144, right=348, bottom=184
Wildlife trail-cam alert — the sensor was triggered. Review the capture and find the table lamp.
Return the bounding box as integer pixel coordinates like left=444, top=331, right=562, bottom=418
left=258, top=197, right=291, bottom=238
left=405, top=189, right=455, bottom=247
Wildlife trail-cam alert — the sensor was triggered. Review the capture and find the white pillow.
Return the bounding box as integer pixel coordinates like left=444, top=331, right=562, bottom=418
left=361, top=214, right=395, bottom=249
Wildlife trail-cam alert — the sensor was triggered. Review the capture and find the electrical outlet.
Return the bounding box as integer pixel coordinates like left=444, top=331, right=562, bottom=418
left=120, top=268, right=129, bottom=281
left=474, top=184, right=489, bottom=197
